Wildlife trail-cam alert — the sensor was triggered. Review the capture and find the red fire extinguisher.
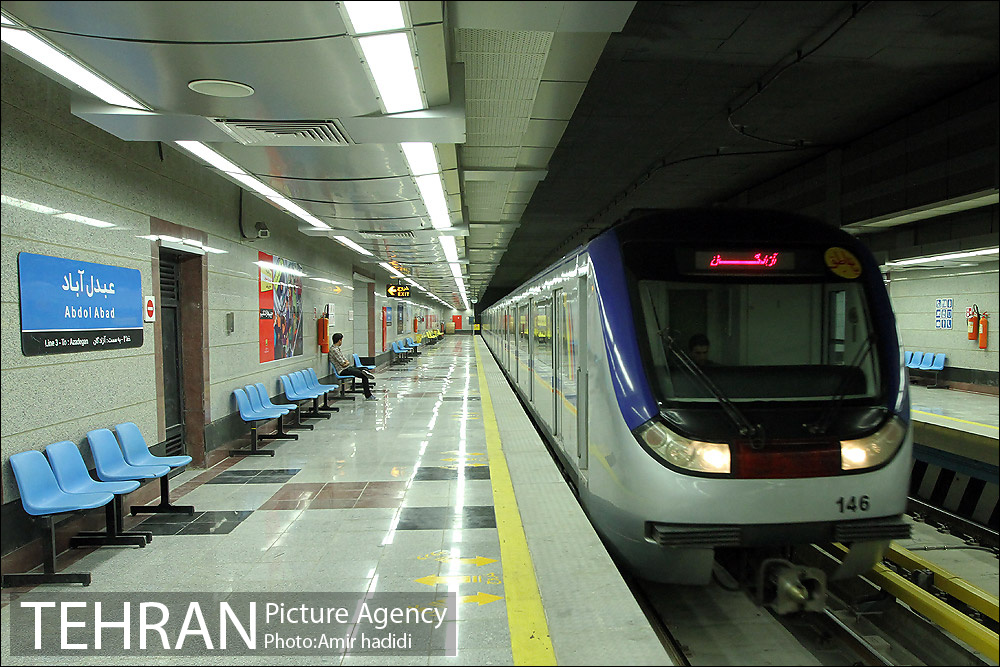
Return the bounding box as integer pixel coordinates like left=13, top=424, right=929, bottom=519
left=968, top=304, right=980, bottom=340
left=318, top=317, right=329, bottom=353
left=979, top=312, right=988, bottom=350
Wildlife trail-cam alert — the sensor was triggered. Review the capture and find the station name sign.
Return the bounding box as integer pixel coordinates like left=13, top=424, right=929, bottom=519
left=18, top=252, right=144, bottom=356
left=386, top=284, right=410, bottom=298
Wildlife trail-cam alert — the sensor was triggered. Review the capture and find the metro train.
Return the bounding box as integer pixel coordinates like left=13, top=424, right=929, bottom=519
left=482, top=208, right=912, bottom=608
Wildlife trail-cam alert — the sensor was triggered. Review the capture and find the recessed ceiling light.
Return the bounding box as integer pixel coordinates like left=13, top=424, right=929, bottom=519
left=187, top=79, right=255, bottom=98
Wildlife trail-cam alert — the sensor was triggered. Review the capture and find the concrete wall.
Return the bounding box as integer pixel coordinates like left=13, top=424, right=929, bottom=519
left=888, top=261, right=999, bottom=386
left=0, top=53, right=445, bottom=503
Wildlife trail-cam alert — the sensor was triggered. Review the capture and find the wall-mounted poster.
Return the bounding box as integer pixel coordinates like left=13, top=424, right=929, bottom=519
left=259, top=251, right=304, bottom=362
left=18, top=252, right=143, bottom=356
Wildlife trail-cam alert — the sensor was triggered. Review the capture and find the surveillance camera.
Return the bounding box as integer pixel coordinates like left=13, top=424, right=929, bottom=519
left=254, top=221, right=270, bottom=239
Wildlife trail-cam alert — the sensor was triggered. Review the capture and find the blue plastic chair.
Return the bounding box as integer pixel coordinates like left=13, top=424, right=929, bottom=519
left=232, top=387, right=297, bottom=456
left=254, top=382, right=314, bottom=432
left=244, top=384, right=289, bottom=416
left=116, top=422, right=193, bottom=468
left=281, top=374, right=332, bottom=420
left=2, top=450, right=113, bottom=587
left=904, top=351, right=912, bottom=366
left=254, top=382, right=296, bottom=411
left=918, top=353, right=937, bottom=371
left=923, top=352, right=946, bottom=388
left=405, top=337, right=421, bottom=354
left=353, top=353, right=375, bottom=371
left=305, top=368, right=339, bottom=394
left=45, top=441, right=149, bottom=547
left=391, top=341, right=410, bottom=363
left=46, top=441, right=140, bottom=496
left=10, top=450, right=114, bottom=516
left=290, top=371, right=323, bottom=399
left=87, top=428, right=170, bottom=483
left=906, top=351, right=924, bottom=369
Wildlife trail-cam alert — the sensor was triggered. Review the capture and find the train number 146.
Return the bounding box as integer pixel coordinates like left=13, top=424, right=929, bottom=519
left=836, top=495, right=870, bottom=513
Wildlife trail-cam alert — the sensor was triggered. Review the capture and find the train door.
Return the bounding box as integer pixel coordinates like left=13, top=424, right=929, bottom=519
left=533, top=296, right=553, bottom=428
left=552, top=289, right=563, bottom=439
left=577, top=267, right=589, bottom=470
left=519, top=300, right=533, bottom=400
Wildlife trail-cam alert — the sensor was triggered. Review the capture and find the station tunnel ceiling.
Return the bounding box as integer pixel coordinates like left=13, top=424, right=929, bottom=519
left=1, top=1, right=997, bottom=311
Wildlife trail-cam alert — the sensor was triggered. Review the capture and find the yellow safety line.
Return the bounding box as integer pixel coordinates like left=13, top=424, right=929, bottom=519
left=913, top=410, right=999, bottom=431
left=475, top=340, right=557, bottom=665
left=832, top=544, right=999, bottom=661
left=887, top=544, right=999, bottom=622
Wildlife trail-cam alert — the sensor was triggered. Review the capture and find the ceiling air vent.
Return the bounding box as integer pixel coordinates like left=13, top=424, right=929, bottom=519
left=212, top=119, right=352, bottom=146
left=358, top=230, right=416, bottom=238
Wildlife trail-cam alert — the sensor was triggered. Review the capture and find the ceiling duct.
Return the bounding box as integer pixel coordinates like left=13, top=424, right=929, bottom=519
left=212, top=119, right=353, bottom=146
left=358, top=230, right=416, bottom=238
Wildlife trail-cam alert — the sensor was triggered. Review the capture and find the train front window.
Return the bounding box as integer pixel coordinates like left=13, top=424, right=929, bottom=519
left=635, top=280, right=882, bottom=403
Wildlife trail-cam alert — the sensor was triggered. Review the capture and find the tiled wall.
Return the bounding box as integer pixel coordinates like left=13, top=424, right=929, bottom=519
left=0, top=54, right=445, bottom=501
left=888, top=261, right=999, bottom=378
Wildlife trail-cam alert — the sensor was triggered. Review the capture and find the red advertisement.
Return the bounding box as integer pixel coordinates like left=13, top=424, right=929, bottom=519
left=258, top=251, right=304, bottom=363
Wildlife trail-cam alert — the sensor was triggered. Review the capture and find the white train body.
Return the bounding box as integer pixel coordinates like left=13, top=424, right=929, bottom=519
left=483, top=209, right=912, bottom=584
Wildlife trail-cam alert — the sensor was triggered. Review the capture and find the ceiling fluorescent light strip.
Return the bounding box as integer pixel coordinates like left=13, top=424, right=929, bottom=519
left=415, top=174, right=451, bottom=228
left=401, top=142, right=438, bottom=176
left=358, top=32, right=423, bottom=114
left=175, top=141, right=246, bottom=174
left=1, top=24, right=148, bottom=110
left=334, top=236, right=374, bottom=257
left=439, top=235, right=459, bottom=264
left=379, top=262, right=406, bottom=279
left=343, top=1, right=405, bottom=34
left=886, top=247, right=999, bottom=266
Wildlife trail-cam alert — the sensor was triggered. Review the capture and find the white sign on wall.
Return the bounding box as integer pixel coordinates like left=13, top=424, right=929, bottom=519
left=935, top=298, right=953, bottom=329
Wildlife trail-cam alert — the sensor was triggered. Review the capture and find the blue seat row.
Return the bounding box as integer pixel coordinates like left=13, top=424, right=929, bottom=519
left=3, top=423, right=192, bottom=588
left=230, top=369, right=340, bottom=457
left=390, top=339, right=420, bottom=364
left=905, top=351, right=946, bottom=387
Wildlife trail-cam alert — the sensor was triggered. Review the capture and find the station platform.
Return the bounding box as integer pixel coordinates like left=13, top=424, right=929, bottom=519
left=1, top=336, right=672, bottom=665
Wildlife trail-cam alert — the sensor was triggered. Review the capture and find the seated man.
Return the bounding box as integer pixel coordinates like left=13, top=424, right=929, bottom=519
left=328, top=332, right=375, bottom=400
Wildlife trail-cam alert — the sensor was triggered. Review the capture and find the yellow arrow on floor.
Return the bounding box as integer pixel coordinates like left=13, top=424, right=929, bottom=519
left=440, top=556, right=497, bottom=566
left=460, top=592, right=504, bottom=606
left=414, top=574, right=479, bottom=586
left=441, top=451, right=486, bottom=456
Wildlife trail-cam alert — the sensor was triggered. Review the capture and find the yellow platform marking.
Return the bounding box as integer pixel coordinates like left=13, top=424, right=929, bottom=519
left=913, top=409, right=999, bottom=431
left=462, top=592, right=505, bottom=606
left=475, top=340, right=557, bottom=665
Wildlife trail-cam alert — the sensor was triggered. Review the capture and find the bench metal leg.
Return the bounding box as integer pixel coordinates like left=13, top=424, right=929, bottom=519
left=300, top=397, right=332, bottom=419
left=130, top=475, right=196, bottom=515
left=2, top=517, right=92, bottom=587
left=287, top=408, right=314, bottom=431
left=230, top=422, right=277, bottom=457
left=77, top=496, right=151, bottom=545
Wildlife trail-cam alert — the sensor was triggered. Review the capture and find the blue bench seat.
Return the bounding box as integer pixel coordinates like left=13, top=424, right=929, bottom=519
left=1, top=450, right=114, bottom=587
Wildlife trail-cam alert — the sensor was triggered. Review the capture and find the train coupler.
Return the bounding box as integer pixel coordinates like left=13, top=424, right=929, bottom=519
left=756, top=558, right=828, bottom=614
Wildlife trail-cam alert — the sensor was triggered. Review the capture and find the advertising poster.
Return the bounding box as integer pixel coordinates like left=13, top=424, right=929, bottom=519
left=259, top=251, right=304, bottom=363
left=18, top=252, right=143, bottom=356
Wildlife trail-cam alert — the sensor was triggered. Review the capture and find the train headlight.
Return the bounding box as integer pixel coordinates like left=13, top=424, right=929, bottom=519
left=637, top=420, right=731, bottom=474
left=839, top=417, right=906, bottom=471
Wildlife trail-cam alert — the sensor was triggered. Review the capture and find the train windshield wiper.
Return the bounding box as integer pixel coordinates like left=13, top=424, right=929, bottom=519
left=659, top=330, right=761, bottom=441
left=803, top=331, right=878, bottom=435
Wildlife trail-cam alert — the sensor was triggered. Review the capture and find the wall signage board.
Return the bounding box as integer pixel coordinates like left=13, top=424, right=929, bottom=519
left=259, top=251, right=304, bottom=362
left=387, top=284, right=410, bottom=298
left=935, top=298, right=953, bottom=330
left=18, top=252, right=144, bottom=356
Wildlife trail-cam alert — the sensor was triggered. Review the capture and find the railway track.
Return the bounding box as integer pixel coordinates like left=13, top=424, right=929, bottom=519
left=626, top=502, right=998, bottom=666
